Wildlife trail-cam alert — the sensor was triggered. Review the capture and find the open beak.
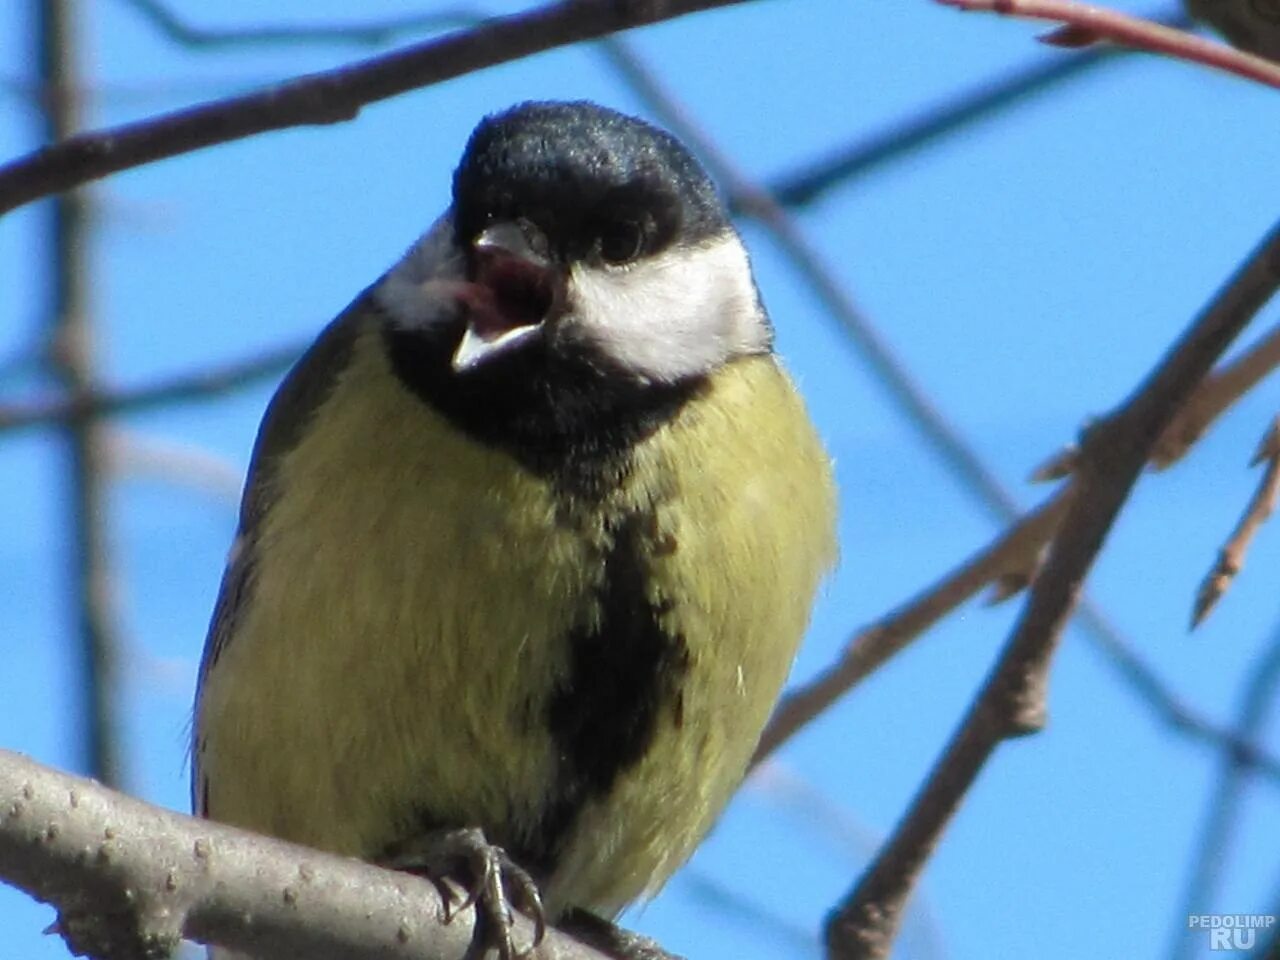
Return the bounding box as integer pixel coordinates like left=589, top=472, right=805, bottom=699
left=452, top=221, right=560, bottom=372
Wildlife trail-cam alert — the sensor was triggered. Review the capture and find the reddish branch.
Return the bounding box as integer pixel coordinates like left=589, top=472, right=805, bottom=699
left=938, top=0, right=1280, bottom=87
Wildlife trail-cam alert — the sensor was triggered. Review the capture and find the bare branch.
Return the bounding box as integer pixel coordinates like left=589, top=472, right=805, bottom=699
left=1153, top=324, right=1280, bottom=468
left=823, top=216, right=1280, bottom=959
left=1032, top=322, right=1280, bottom=480
left=1192, top=418, right=1280, bottom=626
left=938, top=0, right=1280, bottom=87
left=0, top=341, right=303, bottom=433
left=0, top=749, right=662, bottom=960
left=0, top=0, right=749, bottom=215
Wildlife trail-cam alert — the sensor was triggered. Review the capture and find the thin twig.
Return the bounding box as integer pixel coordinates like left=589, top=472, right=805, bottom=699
left=0, top=341, right=303, bottom=433
left=938, top=0, right=1280, bottom=88
left=825, top=216, right=1280, bottom=959
left=758, top=5, right=1190, bottom=210
left=0, top=0, right=749, bottom=215
left=597, top=36, right=1278, bottom=785
left=1167, top=625, right=1280, bottom=960
left=1192, top=418, right=1280, bottom=626
left=1153, top=324, right=1280, bottom=468
left=37, top=0, right=123, bottom=788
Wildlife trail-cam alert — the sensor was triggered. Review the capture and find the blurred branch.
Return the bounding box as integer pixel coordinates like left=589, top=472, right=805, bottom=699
left=751, top=765, right=950, bottom=960
left=0, top=750, right=641, bottom=960
left=680, top=873, right=819, bottom=957
left=0, top=341, right=303, bottom=433
left=108, top=429, right=243, bottom=504
left=597, top=36, right=1277, bottom=787
left=1191, top=418, right=1280, bottom=626
left=0, top=0, right=750, bottom=215
left=1168, top=624, right=1280, bottom=960
left=1153, top=324, right=1280, bottom=468
left=938, top=0, right=1280, bottom=87
left=37, top=0, right=123, bottom=789
left=757, top=5, right=1190, bottom=211
left=826, top=215, right=1280, bottom=959
left=118, top=0, right=476, bottom=47
left=0, top=343, right=40, bottom=385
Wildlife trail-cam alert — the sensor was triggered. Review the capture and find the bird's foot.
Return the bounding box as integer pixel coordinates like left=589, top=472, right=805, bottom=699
left=383, top=826, right=546, bottom=960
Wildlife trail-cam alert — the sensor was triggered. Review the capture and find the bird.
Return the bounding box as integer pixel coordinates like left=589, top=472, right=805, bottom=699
left=191, top=99, right=838, bottom=960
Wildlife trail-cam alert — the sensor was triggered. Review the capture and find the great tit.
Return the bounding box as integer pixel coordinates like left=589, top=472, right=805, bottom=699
left=192, top=100, right=837, bottom=959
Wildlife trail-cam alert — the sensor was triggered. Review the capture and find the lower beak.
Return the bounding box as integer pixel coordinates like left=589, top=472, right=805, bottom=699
left=452, top=221, right=559, bottom=372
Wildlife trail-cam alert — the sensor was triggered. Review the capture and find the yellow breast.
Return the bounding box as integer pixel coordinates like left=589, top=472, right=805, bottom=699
left=195, top=319, right=836, bottom=917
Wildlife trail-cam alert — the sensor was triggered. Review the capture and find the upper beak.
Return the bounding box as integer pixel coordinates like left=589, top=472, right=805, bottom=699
left=452, top=221, right=559, bottom=372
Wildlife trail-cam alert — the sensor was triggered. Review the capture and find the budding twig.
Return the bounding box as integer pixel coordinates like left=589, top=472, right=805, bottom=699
left=1192, top=417, right=1280, bottom=627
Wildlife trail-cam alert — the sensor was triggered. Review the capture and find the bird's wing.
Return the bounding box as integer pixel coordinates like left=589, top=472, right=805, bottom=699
left=190, top=297, right=367, bottom=813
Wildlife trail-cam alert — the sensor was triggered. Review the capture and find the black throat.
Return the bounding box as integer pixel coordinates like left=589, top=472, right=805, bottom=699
left=382, top=313, right=705, bottom=499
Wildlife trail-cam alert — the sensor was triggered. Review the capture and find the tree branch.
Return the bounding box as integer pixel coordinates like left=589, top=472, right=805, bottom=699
left=1191, top=417, right=1280, bottom=626
left=824, top=215, right=1280, bottom=959
left=1152, top=323, right=1280, bottom=468
left=0, top=341, right=304, bottom=433
left=0, top=0, right=749, bottom=216
left=0, top=749, right=654, bottom=960
left=938, top=0, right=1280, bottom=87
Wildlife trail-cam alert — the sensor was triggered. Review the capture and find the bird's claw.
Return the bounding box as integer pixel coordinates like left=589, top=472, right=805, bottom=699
left=383, top=826, right=546, bottom=960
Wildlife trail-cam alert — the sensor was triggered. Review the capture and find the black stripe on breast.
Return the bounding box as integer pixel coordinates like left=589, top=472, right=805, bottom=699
left=521, top=510, right=690, bottom=876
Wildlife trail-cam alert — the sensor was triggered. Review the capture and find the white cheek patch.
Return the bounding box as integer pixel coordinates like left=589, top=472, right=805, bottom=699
left=564, top=234, right=771, bottom=383
left=374, top=213, right=466, bottom=331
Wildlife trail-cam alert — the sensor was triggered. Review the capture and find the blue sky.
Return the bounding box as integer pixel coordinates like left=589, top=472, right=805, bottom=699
left=3, top=1, right=1280, bottom=958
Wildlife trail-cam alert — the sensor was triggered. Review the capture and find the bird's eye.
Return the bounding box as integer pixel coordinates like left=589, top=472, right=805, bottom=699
left=598, top=220, right=645, bottom=265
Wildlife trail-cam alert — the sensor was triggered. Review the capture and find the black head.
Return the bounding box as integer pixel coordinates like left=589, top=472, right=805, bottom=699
left=452, top=101, right=730, bottom=268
